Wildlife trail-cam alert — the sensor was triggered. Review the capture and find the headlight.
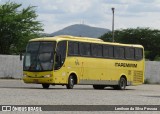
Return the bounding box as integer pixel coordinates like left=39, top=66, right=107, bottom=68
left=43, top=74, right=52, bottom=78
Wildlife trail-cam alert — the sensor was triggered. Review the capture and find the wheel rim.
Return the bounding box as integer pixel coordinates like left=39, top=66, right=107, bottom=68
left=70, top=78, right=74, bottom=86
left=120, top=78, right=126, bottom=89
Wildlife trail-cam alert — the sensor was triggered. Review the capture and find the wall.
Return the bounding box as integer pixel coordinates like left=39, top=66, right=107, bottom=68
left=145, top=61, right=160, bottom=84
left=0, top=55, right=23, bottom=79
left=0, top=55, right=159, bottom=84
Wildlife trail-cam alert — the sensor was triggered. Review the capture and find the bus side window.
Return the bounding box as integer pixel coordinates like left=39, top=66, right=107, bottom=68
left=114, top=46, right=125, bottom=59
left=103, top=45, right=113, bottom=58
left=80, top=43, right=91, bottom=56
left=135, top=48, right=143, bottom=60
left=125, top=47, right=135, bottom=60
left=91, top=44, right=102, bottom=57
left=68, top=41, right=79, bottom=56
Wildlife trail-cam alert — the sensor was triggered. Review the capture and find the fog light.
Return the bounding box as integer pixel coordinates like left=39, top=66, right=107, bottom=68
left=23, top=74, right=27, bottom=77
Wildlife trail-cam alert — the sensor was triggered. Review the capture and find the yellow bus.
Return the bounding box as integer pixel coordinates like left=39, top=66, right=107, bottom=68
left=23, top=35, right=144, bottom=90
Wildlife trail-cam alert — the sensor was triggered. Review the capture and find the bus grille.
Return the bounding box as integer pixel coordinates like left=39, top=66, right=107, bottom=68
left=133, top=71, right=143, bottom=83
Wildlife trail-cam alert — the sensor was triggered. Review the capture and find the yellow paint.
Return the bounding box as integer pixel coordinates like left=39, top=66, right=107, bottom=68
left=23, top=35, right=144, bottom=86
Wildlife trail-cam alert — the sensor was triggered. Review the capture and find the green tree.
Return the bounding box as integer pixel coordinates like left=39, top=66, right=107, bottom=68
left=100, top=28, right=160, bottom=61
left=0, top=2, right=43, bottom=54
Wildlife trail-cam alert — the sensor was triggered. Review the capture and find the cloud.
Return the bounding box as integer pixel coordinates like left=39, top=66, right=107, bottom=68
left=138, top=0, right=157, bottom=3
left=127, top=4, right=160, bottom=13
left=1, top=0, right=160, bottom=33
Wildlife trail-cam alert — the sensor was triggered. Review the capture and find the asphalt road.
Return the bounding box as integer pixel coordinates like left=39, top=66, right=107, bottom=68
left=0, top=79, right=160, bottom=113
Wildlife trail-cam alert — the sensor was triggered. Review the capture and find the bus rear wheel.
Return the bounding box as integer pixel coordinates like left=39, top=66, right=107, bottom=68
left=66, top=75, right=75, bottom=89
left=113, top=77, right=126, bottom=90
left=42, top=84, right=50, bottom=89
left=93, top=85, right=105, bottom=89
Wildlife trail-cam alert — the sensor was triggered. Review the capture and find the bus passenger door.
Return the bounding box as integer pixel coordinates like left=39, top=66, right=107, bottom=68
left=54, top=41, right=67, bottom=84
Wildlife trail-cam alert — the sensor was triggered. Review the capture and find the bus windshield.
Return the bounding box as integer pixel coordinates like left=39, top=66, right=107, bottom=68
left=23, top=41, right=56, bottom=71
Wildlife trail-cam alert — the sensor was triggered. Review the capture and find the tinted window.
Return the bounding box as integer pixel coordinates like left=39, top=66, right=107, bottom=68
left=91, top=44, right=102, bottom=57
left=125, top=47, right=135, bottom=60
left=68, top=41, right=79, bottom=55
left=114, top=46, right=125, bottom=59
left=56, top=41, right=67, bottom=64
left=27, top=42, right=40, bottom=52
left=24, top=41, right=56, bottom=71
left=39, top=42, right=54, bottom=53
left=135, top=48, right=143, bottom=60
left=80, top=43, right=91, bottom=56
left=103, top=45, right=114, bottom=58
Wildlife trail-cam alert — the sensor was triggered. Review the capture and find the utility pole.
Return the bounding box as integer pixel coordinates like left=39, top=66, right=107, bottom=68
left=111, top=7, right=115, bottom=42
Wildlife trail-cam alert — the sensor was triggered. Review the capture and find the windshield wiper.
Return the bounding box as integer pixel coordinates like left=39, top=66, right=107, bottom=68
left=37, top=54, right=44, bottom=71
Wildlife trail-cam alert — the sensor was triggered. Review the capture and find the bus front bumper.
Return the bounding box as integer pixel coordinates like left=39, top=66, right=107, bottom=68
left=23, top=76, right=54, bottom=84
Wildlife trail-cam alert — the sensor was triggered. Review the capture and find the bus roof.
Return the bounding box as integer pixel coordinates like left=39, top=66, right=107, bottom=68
left=30, top=35, right=103, bottom=42
left=29, top=35, right=143, bottom=48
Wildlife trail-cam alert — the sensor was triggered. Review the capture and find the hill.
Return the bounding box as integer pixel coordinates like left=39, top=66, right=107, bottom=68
left=49, top=24, right=110, bottom=38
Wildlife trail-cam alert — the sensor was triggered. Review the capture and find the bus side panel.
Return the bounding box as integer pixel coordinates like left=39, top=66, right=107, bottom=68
left=78, top=57, right=144, bottom=86
left=79, top=58, right=113, bottom=85
left=53, top=64, right=68, bottom=84
left=113, top=59, right=144, bottom=86
left=132, top=60, right=145, bottom=85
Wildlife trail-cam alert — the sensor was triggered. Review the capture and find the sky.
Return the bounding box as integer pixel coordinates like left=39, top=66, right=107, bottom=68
left=1, top=0, right=160, bottom=33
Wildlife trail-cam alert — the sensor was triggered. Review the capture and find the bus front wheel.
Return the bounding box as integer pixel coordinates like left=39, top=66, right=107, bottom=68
left=66, top=75, right=75, bottom=89
left=42, top=84, right=50, bottom=89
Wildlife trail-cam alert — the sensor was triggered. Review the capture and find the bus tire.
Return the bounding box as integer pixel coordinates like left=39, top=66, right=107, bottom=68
left=93, top=85, right=105, bottom=89
left=66, top=75, right=75, bottom=89
left=114, top=77, right=126, bottom=90
left=42, top=84, right=50, bottom=89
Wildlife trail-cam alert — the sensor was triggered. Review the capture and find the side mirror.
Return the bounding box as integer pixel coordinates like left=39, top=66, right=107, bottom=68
left=20, top=53, right=23, bottom=61
left=20, top=49, right=26, bottom=61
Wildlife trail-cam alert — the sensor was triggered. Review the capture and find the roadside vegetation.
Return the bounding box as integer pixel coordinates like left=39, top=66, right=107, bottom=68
left=0, top=2, right=43, bottom=54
